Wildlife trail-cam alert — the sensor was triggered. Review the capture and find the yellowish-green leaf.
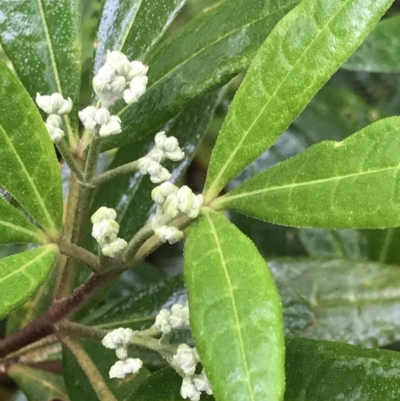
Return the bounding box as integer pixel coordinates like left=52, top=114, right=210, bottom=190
left=217, top=117, right=400, bottom=229
left=185, top=209, right=284, bottom=401
left=0, top=245, right=58, bottom=319
left=204, top=0, right=395, bottom=200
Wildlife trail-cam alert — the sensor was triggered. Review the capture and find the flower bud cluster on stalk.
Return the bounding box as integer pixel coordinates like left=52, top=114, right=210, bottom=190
left=103, top=302, right=213, bottom=400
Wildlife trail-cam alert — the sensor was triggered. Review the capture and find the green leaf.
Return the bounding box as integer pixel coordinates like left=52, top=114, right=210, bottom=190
left=0, top=245, right=58, bottom=319
left=0, top=197, right=47, bottom=245
left=343, top=15, right=400, bottom=73
left=0, top=60, right=63, bottom=235
left=185, top=210, right=284, bottom=401
left=94, top=91, right=220, bottom=241
left=285, top=338, right=400, bottom=400
left=218, top=117, right=400, bottom=229
left=129, top=367, right=214, bottom=400
left=63, top=339, right=149, bottom=401
left=8, top=365, right=68, bottom=401
left=366, top=228, right=400, bottom=265
left=0, top=0, right=82, bottom=141
left=204, top=0, right=394, bottom=200
left=95, top=0, right=185, bottom=71
left=271, top=258, right=400, bottom=347
left=102, top=0, right=300, bottom=151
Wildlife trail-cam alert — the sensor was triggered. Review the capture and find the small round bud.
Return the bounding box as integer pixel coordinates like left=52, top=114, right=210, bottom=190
left=102, top=328, right=134, bottom=349
left=109, top=358, right=143, bottom=379
left=127, top=61, right=149, bottom=80
left=92, top=220, right=119, bottom=244
left=173, top=344, right=198, bottom=376
left=154, top=309, right=172, bottom=334
left=180, top=377, right=201, bottom=401
left=101, top=238, right=127, bottom=258
left=94, top=108, right=110, bottom=125
left=99, top=115, right=122, bottom=137
left=155, top=225, right=184, bottom=245
left=46, top=114, right=62, bottom=128
left=193, top=370, right=213, bottom=395
left=79, top=106, right=98, bottom=131
left=147, top=147, right=166, bottom=163
left=91, top=206, right=117, bottom=224
left=163, top=194, right=180, bottom=218
left=154, top=131, right=167, bottom=148
left=151, top=182, right=179, bottom=204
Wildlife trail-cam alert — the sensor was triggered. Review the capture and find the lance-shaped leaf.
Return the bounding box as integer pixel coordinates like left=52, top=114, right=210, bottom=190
left=8, top=364, right=69, bottom=401
left=102, top=0, right=300, bottom=151
left=0, top=196, right=47, bottom=245
left=0, top=0, right=81, bottom=142
left=270, top=258, right=400, bottom=347
left=344, top=15, right=400, bottom=73
left=0, top=60, right=63, bottom=235
left=285, top=338, right=400, bottom=400
left=204, top=0, right=394, bottom=200
left=217, top=117, right=400, bottom=229
left=185, top=210, right=284, bottom=401
left=0, top=245, right=58, bottom=319
left=94, top=0, right=186, bottom=72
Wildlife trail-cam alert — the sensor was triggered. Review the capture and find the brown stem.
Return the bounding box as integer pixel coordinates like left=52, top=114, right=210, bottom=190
left=57, top=331, right=118, bottom=401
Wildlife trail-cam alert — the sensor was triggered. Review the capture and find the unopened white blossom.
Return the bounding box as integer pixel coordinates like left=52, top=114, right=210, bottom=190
left=154, top=131, right=185, bottom=161
left=109, top=358, right=143, bottom=379
left=92, top=219, right=119, bottom=245
left=91, top=207, right=117, bottom=224
left=176, top=186, right=203, bottom=219
left=127, top=60, right=149, bottom=80
left=169, top=303, right=190, bottom=329
left=147, top=147, right=166, bottom=163
left=78, top=105, right=97, bottom=131
left=101, top=238, right=127, bottom=258
left=172, top=344, right=198, bottom=376
left=154, top=308, right=172, bottom=334
left=36, top=93, right=72, bottom=115
left=151, top=182, right=179, bottom=204
left=155, top=225, right=184, bottom=245
left=99, top=115, right=122, bottom=137
left=138, top=158, right=171, bottom=183
left=180, top=377, right=201, bottom=401
left=45, top=114, right=64, bottom=143
left=162, top=194, right=180, bottom=218
left=123, top=76, right=148, bottom=105
left=193, top=370, right=213, bottom=395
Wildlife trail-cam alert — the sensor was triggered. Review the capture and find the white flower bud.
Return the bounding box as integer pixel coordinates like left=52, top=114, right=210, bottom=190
left=91, top=207, right=117, bottom=224
left=165, top=147, right=185, bottom=162
left=110, top=75, right=126, bottom=94
left=154, top=131, right=167, bottom=149
left=92, top=220, right=119, bottom=244
left=109, top=358, right=143, bottom=379
left=187, top=195, right=203, bottom=219
left=36, top=93, right=53, bottom=114
left=94, top=108, right=110, bottom=125
left=180, top=377, right=201, bottom=401
left=102, top=328, right=134, bottom=350
left=163, top=194, right=179, bottom=218
left=151, top=182, right=179, bottom=204
left=148, top=163, right=171, bottom=183
left=155, top=225, right=184, bottom=245
left=45, top=124, right=64, bottom=143
left=99, top=115, right=122, bottom=137
left=193, top=370, right=213, bottom=395
left=138, top=157, right=152, bottom=174
left=176, top=186, right=194, bottom=214
left=46, top=114, right=62, bottom=128
left=57, top=97, right=73, bottom=115
left=127, top=61, right=148, bottom=80
left=101, top=238, right=127, bottom=258
left=163, top=136, right=179, bottom=152
left=36, top=93, right=72, bottom=115
left=147, top=147, right=166, bottom=163
left=106, top=51, right=129, bottom=70
left=154, top=309, right=172, bottom=334
left=169, top=303, right=190, bottom=329
left=173, top=344, right=198, bottom=376
left=79, top=106, right=98, bottom=131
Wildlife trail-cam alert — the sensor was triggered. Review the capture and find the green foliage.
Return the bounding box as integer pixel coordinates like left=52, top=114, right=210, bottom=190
left=0, top=245, right=58, bottom=319
left=219, top=117, right=400, bottom=229
left=185, top=210, right=284, bottom=401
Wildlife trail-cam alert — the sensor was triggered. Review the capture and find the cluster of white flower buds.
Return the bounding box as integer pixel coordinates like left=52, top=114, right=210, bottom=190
left=93, top=50, right=148, bottom=107
left=78, top=106, right=121, bottom=137
left=91, top=207, right=127, bottom=258
left=154, top=301, right=190, bottom=334
left=138, top=131, right=185, bottom=183
left=172, top=345, right=213, bottom=401
left=102, top=328, right=143, bottom=379
left=36, top=93, right=73, bottom=143
left=149, top=182, right=203, bottom=244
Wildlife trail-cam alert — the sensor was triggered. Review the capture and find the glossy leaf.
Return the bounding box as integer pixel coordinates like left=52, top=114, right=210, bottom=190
left=218, top=117, right=400, bottom=229
left=129, top=367, right=214, bottom=400
left=0, top=60, right=63, bottom=235
left=366, top=228, right=400, bottom=265
left=285, top=338, right=400, bottom=400
left=0, top=245, right=58, bottom=319
left=0, top=197, right=47, bottom=245
left=63, top=339, right=149, bottom=401
left=94, top=91, right=220, bottom=242
left=204, top=0, right=394, bottom=199
left=0, top=0, right=82, bottom=141
left=344, top=15, right=400, bottom=73
left=95, top=0, right=185, bottom=72
left=102, top=0, right=300, bottom=150
left=8, top=365, right=69, bottom=401
left=270, top=258, right=400, bottom=347
left=185, top=210, right=284, bottom=401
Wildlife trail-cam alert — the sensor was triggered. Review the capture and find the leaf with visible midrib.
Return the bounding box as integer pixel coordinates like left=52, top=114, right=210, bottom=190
left=0, top=245, right=58, bottom=319
left=204, top=0, right=395, bottom=200
left=0, top=0, right=82, bottom=143
left=0, top=60, right=63, bottom=235
left=101, top=0, right=300, bottom=151
left=217, top=117, right=400, bottom=229
left=185, top=210, right=284, bottom=401
left=94, top=0, right=185, bottom=72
